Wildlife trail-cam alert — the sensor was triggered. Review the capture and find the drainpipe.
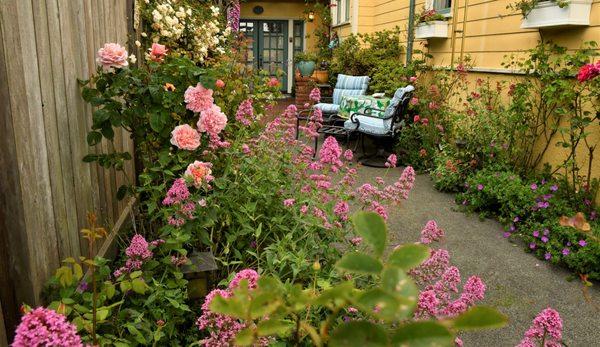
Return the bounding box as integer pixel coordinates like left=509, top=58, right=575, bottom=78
left=406, top=0, right=416, bottom=65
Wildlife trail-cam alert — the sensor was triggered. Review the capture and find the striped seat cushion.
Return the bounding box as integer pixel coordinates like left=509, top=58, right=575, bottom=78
left=332, top=74, right=370, bottom=105
left=314, top=103, right=340, bottom=114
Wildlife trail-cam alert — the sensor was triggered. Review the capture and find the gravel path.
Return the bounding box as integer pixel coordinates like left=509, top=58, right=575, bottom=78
left=355, top=166, right=600, bottom=347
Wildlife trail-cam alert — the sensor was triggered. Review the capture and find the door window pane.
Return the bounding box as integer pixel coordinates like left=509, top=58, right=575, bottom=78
left=434, top=0, right=451, bottom=14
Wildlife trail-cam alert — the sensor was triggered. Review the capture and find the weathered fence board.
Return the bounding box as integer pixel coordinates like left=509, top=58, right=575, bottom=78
left=0, top=0, right=135, bottom=341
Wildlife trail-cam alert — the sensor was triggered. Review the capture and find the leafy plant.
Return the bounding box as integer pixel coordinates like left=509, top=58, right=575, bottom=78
left=507, top=0, right=570, bottom=17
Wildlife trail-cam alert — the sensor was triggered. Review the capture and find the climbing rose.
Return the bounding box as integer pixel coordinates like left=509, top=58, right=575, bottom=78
left=517, top=308, right=563, bottom=347
left=96, top=43, right=128, bottom=71
left=198, top=104, right=228, bottom=135
left=12, top=307, right=83, bottom=347
left=148, top=43, right=167, bottom=62
left=576, top=62, right=600, bottom=82
left=309, top=87, right=321, bottom=102
left=184, top=161, right=214, bottom=188
left=185, top=83, right=214, bottom=113
left=267, top=77, right=280, bottom=87
left=170, top=124, right=200, bottom=150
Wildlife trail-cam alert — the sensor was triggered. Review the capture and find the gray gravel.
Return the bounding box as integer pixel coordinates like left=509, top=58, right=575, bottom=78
left=355, top=166, right=600, bottom=347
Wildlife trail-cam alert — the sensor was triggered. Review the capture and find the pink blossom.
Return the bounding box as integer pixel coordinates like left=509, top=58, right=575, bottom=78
left=235, top=99, right=254, bottom=126
left=409, top=76, right=417, bottom=83
left=385, top=154, right=397, bottom=168
left=12, top=307, right=83, bottom=347
left=96, top=43, right=128, bottom=71
left=148, top=43, right=167, bottom=62
left=517, top=308, right=563, bottom=347
left=576, top=62, right=600, bottom=82
left=283, top=198, right=295, bottom=207
left=114, top=234, right=154, bottom=276
left=198, top=104, right=228, bottom=135
left=241, top=144, right=251, bottom=154
left=185, top=83, right=214, bottom=113
left=283, top=104, right=298, bottom=118
left=319, top=136, right=343, bottom=169
left=267, top=77, right=280, bottom=87
left=229, top=269, right=260, bottom=290
left=170, top=124, right=201, bottom=150
left=163, top=178, right=190, bottom=205
left=344, top=149, right=354, bottom=161
left=215, top=79, right=226, bottom=88
left=309, top=87, right=321, bottom=103
left=410, top=97, right=419, bottom=106
left=420, top=220, right=445, bottom=244
left=459, top=276, right=486, bottom=305
left=350, top=237, right=363, bottom=246
left=334, top=201, right=350, bottom=221
left=184, top=161, right=214, bottom=188
left=415, top=290, right=439, bottom=319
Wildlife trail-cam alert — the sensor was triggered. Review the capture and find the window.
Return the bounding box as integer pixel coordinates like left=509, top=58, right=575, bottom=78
left=332, top=0, right=350, bottom=25
left=293, top=21, right=304, bottom=56
left=433, top=0, right=452, bottom=14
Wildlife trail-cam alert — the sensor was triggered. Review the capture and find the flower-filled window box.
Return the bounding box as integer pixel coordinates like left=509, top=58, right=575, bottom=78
left=520, top=0, right=592, bottom=29
left=415, top=9, right=449, bottom=39
left=415, top=21, right=449, bottom=39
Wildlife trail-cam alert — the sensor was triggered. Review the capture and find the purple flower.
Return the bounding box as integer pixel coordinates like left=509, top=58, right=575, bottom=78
left=529, top=243, right=536, bottom=249
left=477, top=184, right=484, bottom=191
left=532, top=230, right=540, bottom=238
left=543, top=228, right=550, bottom=236
left=537, top=201, right=549, bottom=209
left=541, top=236, right=549, bottom=243
left=513, top=216, right=520, bottom=223
left=530, top=183, right=538, bottom=190
left=550, top=185, right=558, bottom=192
left=544, top=253, right=552, bottom=260
left=578, top=240, right=587, bottom=247
left=77, top=281, right=88, bottom=292
left=541, top=179, right=547, bottom=185
left=590, top=211, right=597, bottom=221
left=503, top=232, right=511, bottom=238
left=566, top=242, right=572, bottom=247
left=509, top=224, right=516, bottom=232
left=562, top=248, right=570, bottom=256
left=542, top=194, right=553, bottom=201
left=584, top=199, right=591, bottom=206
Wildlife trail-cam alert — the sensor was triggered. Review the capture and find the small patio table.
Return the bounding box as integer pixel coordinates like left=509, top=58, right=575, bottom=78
left=338, top=95, right=391, bottom=119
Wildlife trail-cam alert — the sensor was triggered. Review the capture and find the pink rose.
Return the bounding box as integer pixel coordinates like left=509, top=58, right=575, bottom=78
left=184, top=161, right=214, bottom=188
left=184, top=83, right=214, bottom=113
left=267, top=77, right=280, bottom=87
left=96, top=43, right=128, bottom=71
left=170, top=124, right=200, bottom=150
left=410, top=97, right=419, bottom=105
left=149, top=43, right=167, bottom=62
left=215, top=79, right=225, bottom=88
left=197, top=104, right=227, bottom=135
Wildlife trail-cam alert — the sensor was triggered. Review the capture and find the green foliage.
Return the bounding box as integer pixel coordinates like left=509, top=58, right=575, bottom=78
left=507, top=0, right=571, bottom=17
left=209, top=213, right=507, bottom=346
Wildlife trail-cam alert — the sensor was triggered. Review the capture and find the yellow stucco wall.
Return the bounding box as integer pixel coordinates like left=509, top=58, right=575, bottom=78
left=339, top=0, right=599, bottom=185
left=240, top=0, right=323, bottom=52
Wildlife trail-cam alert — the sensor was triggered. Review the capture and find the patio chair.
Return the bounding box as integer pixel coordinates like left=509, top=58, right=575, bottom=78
left=343, top=85, right=415, bottom=167
left=296, top=74, right=370, bottom=139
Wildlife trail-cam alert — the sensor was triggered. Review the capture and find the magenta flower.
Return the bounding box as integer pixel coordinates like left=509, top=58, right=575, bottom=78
left=477, top=184, right=484, bottom=191
left=385, top=154, right=397, bottom=168
left=229, top=269, right=260, bottom=290
left=550, top=185, right=558, bottom=192
left=578, top=240, right=587, bottom=247
left=420, top=220, right=445, bottom=244
left=544, top=253, right=552, bottom=260
left=517, top=307, right=563, bottom=347
left=309, top=87, right=321, bottom=103
left=12, top=307, right=83, bottom=347
left=561, top=248, right=570, bottom=256
left=283, top=198, right=295, bottom=207
left=343, top=149, right=354, bottom=161
left=576, top=62, right=600, bottom=82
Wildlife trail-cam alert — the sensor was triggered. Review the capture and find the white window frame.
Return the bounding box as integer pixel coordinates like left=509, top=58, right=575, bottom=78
left=331, top=0, right=350, bottom=26
left=426, top=0, right=452, bottom=16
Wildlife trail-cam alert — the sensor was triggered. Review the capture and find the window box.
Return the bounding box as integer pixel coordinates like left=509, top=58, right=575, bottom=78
left=415, top=21, right=448, bottom=39
left=520, top=0, right=592, bottom=29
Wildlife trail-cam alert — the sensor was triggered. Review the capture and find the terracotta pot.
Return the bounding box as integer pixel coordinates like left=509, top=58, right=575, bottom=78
left=312, top=70, right=329, bottom=84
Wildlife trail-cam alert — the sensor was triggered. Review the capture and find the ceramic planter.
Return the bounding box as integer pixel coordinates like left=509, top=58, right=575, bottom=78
left=415, top=21, right=448, bottom=39
left=312, top=70, right=329, bottom=84
left=521, top=0, right=592, bottom=29
left=296, top=61, right=316, bottom=78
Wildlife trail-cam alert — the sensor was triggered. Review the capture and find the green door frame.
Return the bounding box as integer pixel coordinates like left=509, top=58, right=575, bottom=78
left=240, top=19, right=289, bottom=91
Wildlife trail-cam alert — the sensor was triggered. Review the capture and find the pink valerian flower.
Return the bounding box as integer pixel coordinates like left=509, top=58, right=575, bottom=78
left=350, top=237, right=363, bottom=246
left=318, top=136, right=343, bottom=170
left=170, top=124, right=201, bottom=150
left=334, top=201, right=350, bottom=221
left=517, top=308, right=563, bottom=347
left=283, top=198, right=295, bottom=207
left=241, top=144, right=251, bottom=154
left=148, top=43, right=167, bottom=62
left=309, top=87, right=321, bottom=103
left=113, top=234, right=155, bottom=277
left=420, top=220, right=445, bottom=244
left=344, top=149, right=354, bottom=161
left=283, top=104, right=298, bottom=119
left=576, top=61, right=600, bottom=82
left=459, top=276, right=486, bottom=306
left=235, top=99, right=254, bottom=126
left=198, top=104, right=228, bottom=136
left=163, top=178, right=190, bottom=205
left=171, top=254, right=189, bottom=267
left=229, top=269, right=260, bottom=290
left=395, top=166, right=416, bottom=200
left=185, top=83, right=214, bottom=113
left=409, top=248, right=450, bottom=285
left=12, top=307, right=83, bottom=347
left=369, top=200, right=388, bottom=220
left=184, top=161, right=214, bottom=188
left=385, top=154, right=397, bottom=168
left=96, top=43, right=128, bottom=72
left=415, top=290, right=439, bottom=319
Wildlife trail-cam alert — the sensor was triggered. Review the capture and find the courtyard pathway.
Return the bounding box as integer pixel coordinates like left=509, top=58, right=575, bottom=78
left=355, top=166, right=600, bottom=347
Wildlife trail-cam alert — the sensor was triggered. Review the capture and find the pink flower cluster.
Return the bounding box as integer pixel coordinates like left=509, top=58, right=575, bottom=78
left=12, top=307, right=83, bottom=347
left=185, top=83, right=214, bottom=113
left=318, top=136, right=343, bottom=171
left=235, top=99, right=254, bottom=126
left=283, top=104, right=298, bottom=119
left=163, top=178, right=190, bottom=205
left=197, top=269, right=268, bottom=347
left=385, top=154, right=397, bottom=168
left=420, top=220, right=445, bottom=244
left=113, top=234, right=154, bottom=277
left=170, top=124, right=201, bottom=151
left=96, top=43, right=128, bottom=72
left=227, top=0, right=241, bottom=32
left=309, top=87, right=321, bottom=103
left=576, top=61, right=600, bottom=82
left=517, top=308, right=563, bottom=347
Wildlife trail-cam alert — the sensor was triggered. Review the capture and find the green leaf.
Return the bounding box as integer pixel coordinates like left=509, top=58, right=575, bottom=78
left=249, top=293, right=281, bottom=319
left=93, top=108, right=110, bottom=124
left=87, top=131, right=102, bottom=146
left=356, top=288, right=402, bottom=322
left=82, top=154, right=98, bottom=163
left=235, top=327, right=254, bottom=346
left=256, top=319, right=292, bottom=336
left=336, top=252, right=383, bottom=275
left=210, top=293, right=246, bottom=319
left=391, top=321, right=454, bottom=347
left=131, top=278, right=146, bottom=294
left=352, top=212, right=387, bottom=257
left=387, top=244, right=430, bottom=270
left=330, top=321, right=388, bottom=347
left=452, top=306, right=508, bottom=331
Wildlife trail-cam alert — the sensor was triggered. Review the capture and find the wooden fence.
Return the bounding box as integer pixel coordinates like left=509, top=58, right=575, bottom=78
left=0, top=0, right=135, bottom=340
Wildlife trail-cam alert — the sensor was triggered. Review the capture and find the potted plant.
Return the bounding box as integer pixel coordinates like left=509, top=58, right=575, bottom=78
left=295, top=51, right=317, bottom=78
left=510, top=0, right=593, bottom=29
left=414, top=9, right=449, bottom=39
left=312, top=60, right=330, bottom=84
